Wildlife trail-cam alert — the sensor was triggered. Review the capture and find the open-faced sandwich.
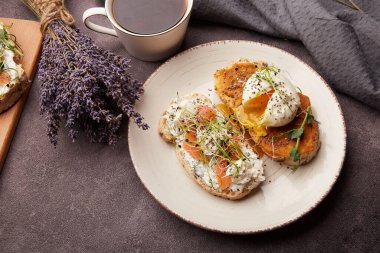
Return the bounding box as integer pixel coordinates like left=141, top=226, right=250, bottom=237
left=159, top=93, right=265, bottom=200
left=0, top=22, right=27, bottom=114
left=214, top=59, right=320, bottom=168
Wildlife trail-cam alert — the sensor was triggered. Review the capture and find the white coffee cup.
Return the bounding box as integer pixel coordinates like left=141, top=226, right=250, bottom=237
left=83, top=0, right=193, bottom=61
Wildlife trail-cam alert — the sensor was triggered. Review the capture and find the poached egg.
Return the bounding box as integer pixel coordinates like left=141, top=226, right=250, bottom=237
left=238, top=66, right=300, bottom=135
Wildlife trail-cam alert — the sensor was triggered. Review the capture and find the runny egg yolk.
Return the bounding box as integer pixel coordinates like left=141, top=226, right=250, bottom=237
left=235, top=90, right=274, bottom=136
left=215, top=103, right=233, bottom=117
left=243, top=90, right=274, bottom=120
left=239, top=66, right=301, bottom=134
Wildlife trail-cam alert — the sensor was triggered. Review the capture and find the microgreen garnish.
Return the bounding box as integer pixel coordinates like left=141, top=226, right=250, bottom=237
left=0, top=23, right=23, bottom=57
left=176, top=104, right=251, bottom=182
left=205, top=163, right=215, bottom=189
left=288, top=106, right=316, bottom=170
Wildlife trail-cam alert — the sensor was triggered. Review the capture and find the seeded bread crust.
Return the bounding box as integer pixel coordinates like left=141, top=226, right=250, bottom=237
left=158, top=93, right=263, bottom=200
left=0, top=66, right=29, bottom=114
left=158, top=111, right=176, bottom=143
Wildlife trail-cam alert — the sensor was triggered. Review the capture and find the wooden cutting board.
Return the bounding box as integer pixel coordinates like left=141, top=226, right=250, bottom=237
left=0, top=18, right=42, bottom=171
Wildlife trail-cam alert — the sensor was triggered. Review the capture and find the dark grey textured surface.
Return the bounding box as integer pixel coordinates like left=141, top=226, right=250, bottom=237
left=0, top=0, right=379, bottom=252
left=193, top=0, right=380, bottom=111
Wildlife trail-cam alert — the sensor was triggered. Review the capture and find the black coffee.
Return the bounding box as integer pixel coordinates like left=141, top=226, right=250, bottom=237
left=112, top=0, right=187, bottom=35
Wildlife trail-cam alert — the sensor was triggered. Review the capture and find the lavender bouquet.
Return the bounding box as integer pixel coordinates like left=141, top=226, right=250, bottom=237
left=23, top=0, right=148, bottom=145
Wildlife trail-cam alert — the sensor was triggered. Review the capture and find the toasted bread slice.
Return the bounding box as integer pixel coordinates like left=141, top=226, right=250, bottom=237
left=248, top=94, right=320, bottom=165
left=175, top=147, right=261, bottom=200
left=214, top=59, right=266, bottom=109
left=159, top=93, right=264, bottom=200
left=214, top=60, right=320, bottom=166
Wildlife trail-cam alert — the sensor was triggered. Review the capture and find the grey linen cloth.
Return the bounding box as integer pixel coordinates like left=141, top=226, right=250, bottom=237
left=192, top=0, right=380, bottom=110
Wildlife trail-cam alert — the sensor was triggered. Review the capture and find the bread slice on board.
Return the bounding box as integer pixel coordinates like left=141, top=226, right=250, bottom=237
left=0, top=26, right=29, bottom=114
left=0, top=71, right=29, bottom=113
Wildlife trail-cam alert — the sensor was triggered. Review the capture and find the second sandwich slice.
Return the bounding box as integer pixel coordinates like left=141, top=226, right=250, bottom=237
left=159, top=93, right=265, bottom=200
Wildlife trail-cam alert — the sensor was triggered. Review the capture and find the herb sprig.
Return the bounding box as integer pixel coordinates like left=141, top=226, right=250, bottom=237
left=0, top=23, right=23, bottom=57
left=180, top=106, right=248, bottom=178
left=288, top=107, right=316, bottom=170
left=336, top=0, right=363, bottom=12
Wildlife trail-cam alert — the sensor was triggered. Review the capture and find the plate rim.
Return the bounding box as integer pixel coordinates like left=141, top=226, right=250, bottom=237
left=128, top=40, right=347, bottom=234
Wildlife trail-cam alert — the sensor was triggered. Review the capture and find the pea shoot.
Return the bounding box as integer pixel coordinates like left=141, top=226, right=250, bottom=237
left=288, top=107, right=316, bottom=170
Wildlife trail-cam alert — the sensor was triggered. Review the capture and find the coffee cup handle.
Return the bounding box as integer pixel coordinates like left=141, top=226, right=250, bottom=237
left=83, top=7, right=118, bottom=37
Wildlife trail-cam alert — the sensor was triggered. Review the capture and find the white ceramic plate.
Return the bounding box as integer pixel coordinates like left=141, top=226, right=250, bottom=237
left=128, top=41, right=346, bottom=233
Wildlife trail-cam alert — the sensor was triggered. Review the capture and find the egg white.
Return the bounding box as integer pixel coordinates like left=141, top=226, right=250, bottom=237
left=242, top=68, right=300, bottom=127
